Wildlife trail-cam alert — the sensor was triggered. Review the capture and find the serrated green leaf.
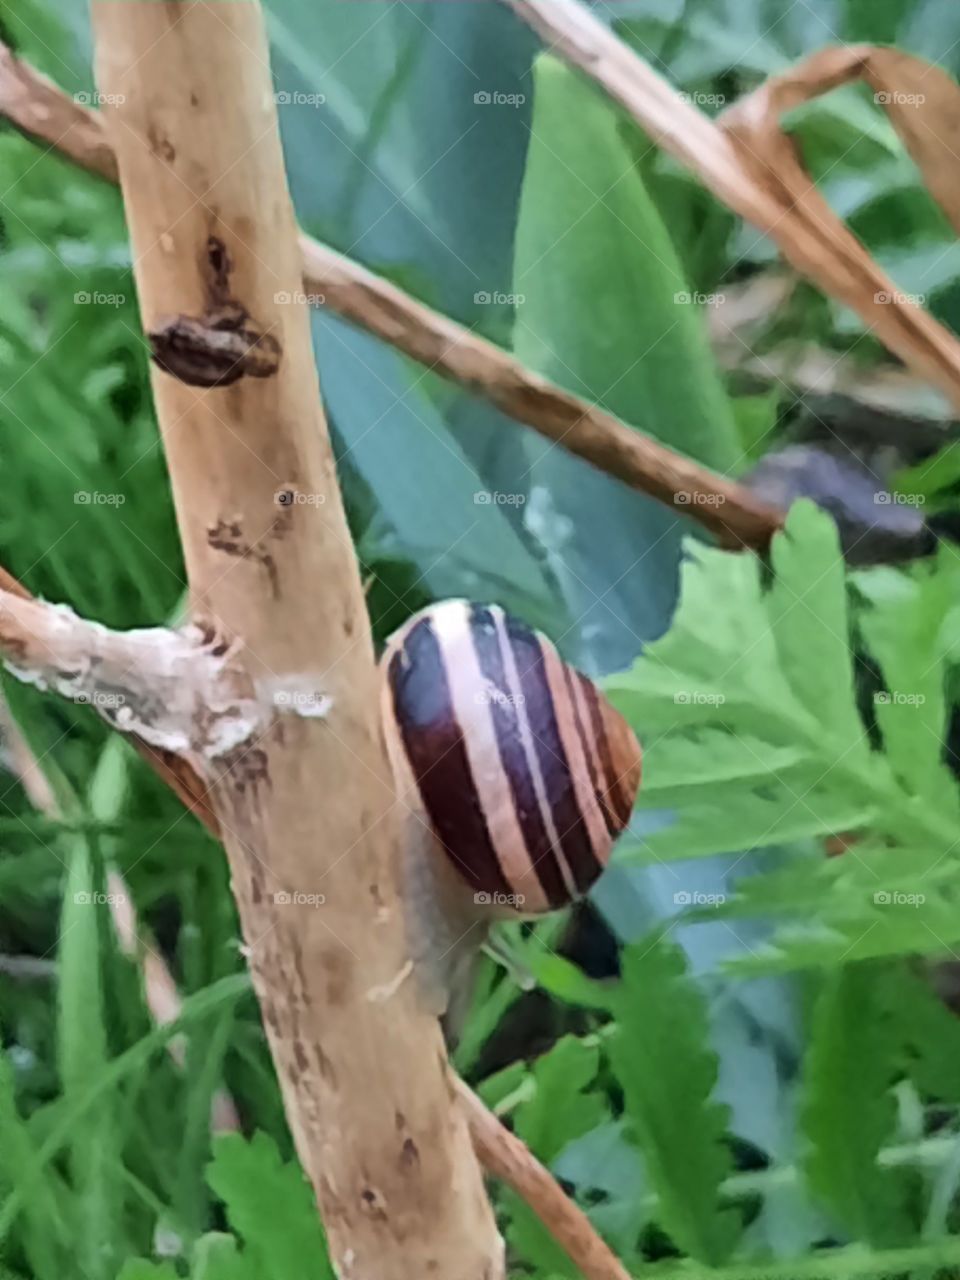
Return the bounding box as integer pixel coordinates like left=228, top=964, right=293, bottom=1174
left=192, top=1233, right=255, bottom=1280
left=647, top=1236, right=960, bottom=1280
left=800, top=966, right=906, bottom=1244
left=605, top=503, right=960, bottom=972
left=515, top=1036, right=607, bottom=1165
left=507, top=1037, right=609, bottom=1276
left=767, top=503, right=867, bottom=759
left=884, top=964, right=960, bottom=1104
left=206, top=1133, right=332, bottom=1280
left=854, top=561, right=958, bottom=808
left=609, top=939, right=738, bottom=1264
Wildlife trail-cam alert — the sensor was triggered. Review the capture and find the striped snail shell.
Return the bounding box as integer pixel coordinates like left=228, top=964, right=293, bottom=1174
left=381, top=600, right=641, bottom=917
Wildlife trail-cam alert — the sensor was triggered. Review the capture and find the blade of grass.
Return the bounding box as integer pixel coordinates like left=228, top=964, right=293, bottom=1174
left=0, top=973, right=249, bottom=1244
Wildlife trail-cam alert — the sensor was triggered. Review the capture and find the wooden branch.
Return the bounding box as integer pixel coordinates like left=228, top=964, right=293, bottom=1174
left=501, top=0, right=960, bottom=417
left=458, top=1081, right=632, bottom=1280
left=0, top=570, right=634, bottom=1277
left=297, top=239, right=781, bottom=549
left=0, top=587, right=258, bottom=757
left=88, top=4, right=501, bottom=1277
left=0, top=562, right=219, bottom=826
left=0, top=41, right=117, bottom=180
left=0, top=39, right=782, bottom=552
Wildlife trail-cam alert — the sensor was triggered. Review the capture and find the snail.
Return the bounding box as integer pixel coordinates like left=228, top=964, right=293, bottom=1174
left=380, top=599, right=642, bottom=1026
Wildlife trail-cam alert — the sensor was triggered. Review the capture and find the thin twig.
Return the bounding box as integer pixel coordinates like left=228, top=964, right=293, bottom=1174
left=458, top=1080, right=633, bottom=1280
left=0, top=39, right=782, bottom=551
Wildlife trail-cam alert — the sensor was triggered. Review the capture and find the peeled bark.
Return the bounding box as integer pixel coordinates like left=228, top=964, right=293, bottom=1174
left=89, top=3, right=502, bottom=1276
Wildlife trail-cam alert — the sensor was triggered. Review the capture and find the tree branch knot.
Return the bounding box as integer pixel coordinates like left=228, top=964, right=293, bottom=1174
left=149, top=303, right=282, bottom=388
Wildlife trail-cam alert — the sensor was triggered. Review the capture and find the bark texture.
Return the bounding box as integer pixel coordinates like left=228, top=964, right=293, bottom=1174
left=89, top=4, right=503, bottom=1276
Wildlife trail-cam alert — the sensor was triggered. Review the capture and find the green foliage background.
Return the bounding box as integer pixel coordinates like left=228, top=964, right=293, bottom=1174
left=3, top=0, right=960, bottom=1277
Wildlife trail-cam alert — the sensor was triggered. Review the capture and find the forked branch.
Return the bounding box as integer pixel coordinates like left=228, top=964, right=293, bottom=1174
left=0, top=570, right=633, bottom=1280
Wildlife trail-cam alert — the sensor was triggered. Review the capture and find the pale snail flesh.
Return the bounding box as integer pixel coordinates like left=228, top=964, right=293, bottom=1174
left=380, top=600, right=641, bottom=1020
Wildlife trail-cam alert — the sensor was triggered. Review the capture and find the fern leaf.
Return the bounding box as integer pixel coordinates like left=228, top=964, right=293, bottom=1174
left=800, top=965, right=906, bottom=1244
left=608, top=938, right=738, bottom=1264
left=206, top=1133, right=332, bottom=1280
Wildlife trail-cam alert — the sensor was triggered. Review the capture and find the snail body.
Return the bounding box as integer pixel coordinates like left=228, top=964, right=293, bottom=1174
left=380, top=600, right=641, bottom=1020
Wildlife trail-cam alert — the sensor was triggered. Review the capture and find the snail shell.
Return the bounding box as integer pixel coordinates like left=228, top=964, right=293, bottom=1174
left=381, top=600, right=641, bottom=916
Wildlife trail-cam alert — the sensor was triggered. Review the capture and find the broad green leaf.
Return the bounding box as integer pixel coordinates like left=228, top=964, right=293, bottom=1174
left=512, top=54, right=739, bottom=669
left=514, top=57, right=738, bottom=467
left=317, top=318, right=562, bottom=631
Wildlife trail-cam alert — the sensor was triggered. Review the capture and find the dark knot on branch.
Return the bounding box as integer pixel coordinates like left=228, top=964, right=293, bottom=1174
left=149, top=304, right=282, bottom=388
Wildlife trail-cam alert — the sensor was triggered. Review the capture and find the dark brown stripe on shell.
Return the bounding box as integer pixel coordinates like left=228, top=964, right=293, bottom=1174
left=469, top=605, right=569, bottom=909
left=564, top=663, right=619, bottom=838
left=578, top=671, right=633, bottom=830
left=388, top=618, right=514, bottom=900
left=503, top=614, right=605, bottom=896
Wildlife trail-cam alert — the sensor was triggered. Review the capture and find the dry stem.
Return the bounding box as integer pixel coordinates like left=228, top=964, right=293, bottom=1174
left=501, top=0, right=960, bottom=416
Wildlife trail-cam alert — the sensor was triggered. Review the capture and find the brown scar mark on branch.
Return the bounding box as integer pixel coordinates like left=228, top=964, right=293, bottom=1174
left=149, top=305, right=282, bottom=388
left=315, top=1043, right=337, bottom=1086
left=360, top=1186, right=388, bottom=1221
left=321, top=947, right=352, bottom=1008
left=217, top=742, right=270, bottom=799
left=204, top=235, right=233, bottom=304
left=246, top=857, right=267, bottom=908
left=206, top=518, right=280, bottom=597
left=291, top=937, right=311, bottom=1001
left=146, top=120, right=175, bottom=163
left=192, top=619, right=234, bottom=660
left=400, top=1138, right=420, bottom=1171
